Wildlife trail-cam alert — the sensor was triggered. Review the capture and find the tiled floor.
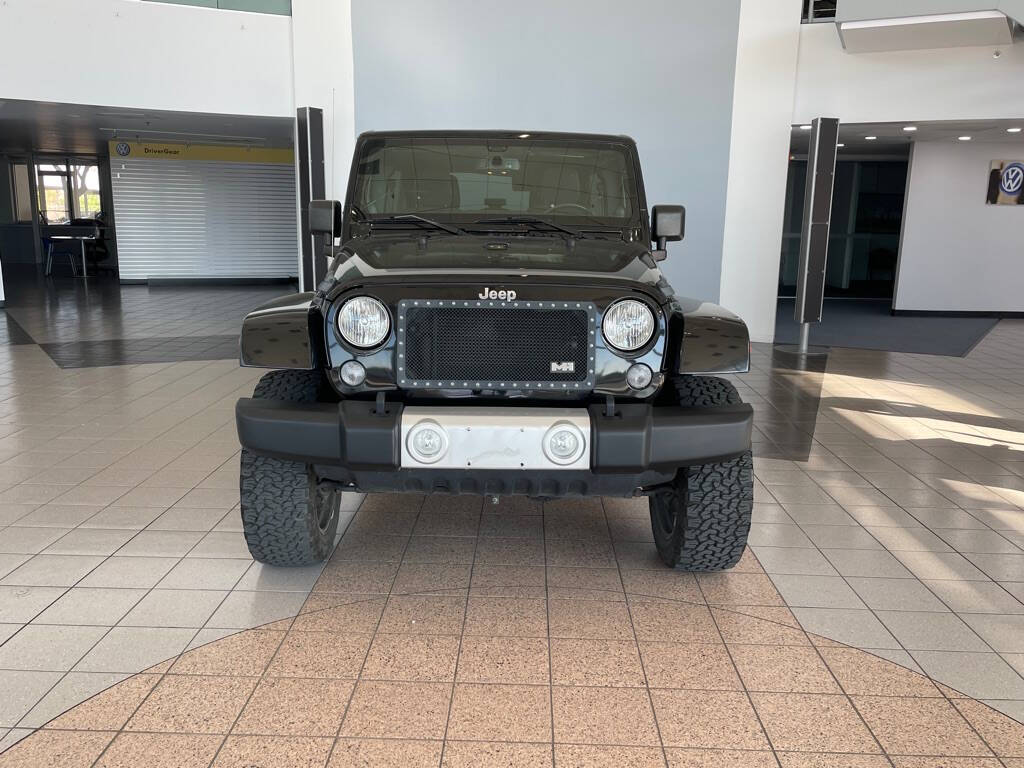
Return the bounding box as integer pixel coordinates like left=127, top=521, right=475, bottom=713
left=1, top=267, right=293, bottom=367
left=2, top=496, right=1024, bottom=767
left=743, top=321, right=1024, bottom=723
left=0, top=288, right=1022, bottom=765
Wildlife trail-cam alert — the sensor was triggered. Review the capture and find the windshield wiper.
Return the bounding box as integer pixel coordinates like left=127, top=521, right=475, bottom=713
left=472, top=216, right=583, bottom=239
left=375, top=214, right=465, bottom=236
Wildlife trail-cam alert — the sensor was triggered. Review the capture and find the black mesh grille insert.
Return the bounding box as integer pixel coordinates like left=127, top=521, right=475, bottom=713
left=401, top=304, right=592, bottom=386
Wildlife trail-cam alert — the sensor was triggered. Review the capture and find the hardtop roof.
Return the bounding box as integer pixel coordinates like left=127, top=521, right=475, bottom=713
left=356, top=130, right=637, bottom=145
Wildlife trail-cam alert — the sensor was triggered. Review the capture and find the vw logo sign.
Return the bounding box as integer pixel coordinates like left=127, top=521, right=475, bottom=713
left=115, top=142, right=131, bottom=157
left=1000, top=163, right=1024, bottom=196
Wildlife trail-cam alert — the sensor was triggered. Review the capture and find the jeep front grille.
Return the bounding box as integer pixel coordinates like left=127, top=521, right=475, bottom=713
left=396, top=300, right=597, bottom=389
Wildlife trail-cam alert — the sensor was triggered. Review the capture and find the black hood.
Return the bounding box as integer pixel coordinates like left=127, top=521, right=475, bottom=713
left=325, top=233, right=672, bottom=299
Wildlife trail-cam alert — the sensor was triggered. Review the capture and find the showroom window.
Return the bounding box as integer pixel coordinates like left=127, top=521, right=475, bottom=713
left=141, top=0, right=291, bottom=15
left=802, top=0, right=837, bottom=22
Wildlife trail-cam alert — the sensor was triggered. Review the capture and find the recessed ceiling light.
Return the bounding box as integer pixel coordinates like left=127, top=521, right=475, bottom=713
left=903, top=126, right=917, bottom=132
left=518, top=133, right=530, bottom=138
left=1008, top=127, right=1022, bottom=133
left=958, top=136, right=972, bottom=141
left=799, top=125, right=812, bottom=131
left=865, top=136, right=877, bottom=141
left=837, top=143, right=846, bottom=148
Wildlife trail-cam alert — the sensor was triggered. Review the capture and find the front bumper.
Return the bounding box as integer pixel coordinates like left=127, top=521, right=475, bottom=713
left=235, top=398, right=752, bottom=495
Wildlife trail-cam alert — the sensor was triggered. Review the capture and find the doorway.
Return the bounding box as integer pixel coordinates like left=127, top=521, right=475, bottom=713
left=778, top=158, right=908, bottom=301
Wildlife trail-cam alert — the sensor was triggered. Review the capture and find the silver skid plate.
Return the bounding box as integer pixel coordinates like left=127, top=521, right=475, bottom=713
left=400, top=407, right=591, bottom=470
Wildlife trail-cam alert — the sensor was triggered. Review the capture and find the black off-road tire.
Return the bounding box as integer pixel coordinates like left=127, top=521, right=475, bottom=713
left=649, top=375, right=753, bottom=571
left=240, top=370, right=340, bottom=567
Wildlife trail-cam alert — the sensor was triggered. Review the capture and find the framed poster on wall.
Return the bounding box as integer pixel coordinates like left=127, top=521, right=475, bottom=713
left=987, top=160, right=1024, bottom=204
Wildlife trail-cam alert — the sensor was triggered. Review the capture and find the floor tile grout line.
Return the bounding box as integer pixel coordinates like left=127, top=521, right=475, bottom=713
left=74, top=491, right=362, bottom=763
left=82, top=523, right=262, bottom=768
left=603, top=496, right=671, bottom=768
left=0, top=516, right=180, bottom=732
left=694, top=565, right=786, bottom=767
left=436, top=497, right=482, bottom=767
left=778, top=500, right=1024, bottom=691
left=542, top=501, right=558, bottom=768
left=198, top=582, right=309, bottom=767
left=322, top=492, right=420, bottom=768
left=23, top=726, right=1024, bottom=758
left=928, top=680, right=1016, bottom=766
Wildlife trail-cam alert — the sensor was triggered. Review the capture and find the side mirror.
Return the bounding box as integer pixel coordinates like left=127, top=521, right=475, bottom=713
left=309, top=199, right=342, bottom=239
left=651, top=204, right=685, bottom=261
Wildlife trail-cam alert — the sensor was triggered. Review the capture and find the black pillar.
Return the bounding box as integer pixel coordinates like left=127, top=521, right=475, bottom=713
left=794, top=117, right=840, bottom=329
left=296, top=107, right=326, bottom=291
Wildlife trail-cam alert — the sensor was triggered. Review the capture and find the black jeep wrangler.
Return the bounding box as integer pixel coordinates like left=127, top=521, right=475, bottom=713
left=235, top=131, right=753, bottom=571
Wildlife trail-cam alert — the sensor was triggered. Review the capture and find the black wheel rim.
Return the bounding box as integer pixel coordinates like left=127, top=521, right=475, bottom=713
left=310, top=471, right=339, bottom=533
left=652, top=491, right=677, bottom=537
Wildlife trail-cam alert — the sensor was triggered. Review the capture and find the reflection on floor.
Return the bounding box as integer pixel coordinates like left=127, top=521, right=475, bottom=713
left=0, top=266, right=294, bottom=367
left=774, top=298, right=999, bottom=356
left=0, top=311, right=1022, bottom=763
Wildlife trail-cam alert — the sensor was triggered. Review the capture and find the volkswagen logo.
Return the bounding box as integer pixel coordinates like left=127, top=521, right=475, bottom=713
left=1000, top=163, right=1024, bottom=196
left=115, top=142, right=131, bottom=157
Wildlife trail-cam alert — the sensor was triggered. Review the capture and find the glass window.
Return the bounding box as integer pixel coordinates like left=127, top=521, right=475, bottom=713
left=33, top=160, right=102, bottom=224
left=71, top=164, right=102, bottom=219
left=217, top=0, right=291, bottom=13
left=802, top=0, right=837, bottom=22
left=37, top=164, right=71, bottom=225
left=11, top=163, right=32, bottom=222
left=141, top=0, right=290, bottom=15
left=352, top=137, right=638, bottom=227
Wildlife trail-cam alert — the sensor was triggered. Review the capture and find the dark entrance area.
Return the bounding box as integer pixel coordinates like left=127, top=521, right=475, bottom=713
left=779, top=158, right=908, bottom=301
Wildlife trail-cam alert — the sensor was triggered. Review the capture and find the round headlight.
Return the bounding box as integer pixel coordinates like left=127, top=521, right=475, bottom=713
left=602, top=299, right=655, bottom=352
left=337, top=296, right=390, bottom=349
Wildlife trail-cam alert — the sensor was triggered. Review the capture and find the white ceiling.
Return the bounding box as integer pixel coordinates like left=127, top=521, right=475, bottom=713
left=0, top=98, right=294, bottom=156
left=790, top=117, right=1024, bottom=157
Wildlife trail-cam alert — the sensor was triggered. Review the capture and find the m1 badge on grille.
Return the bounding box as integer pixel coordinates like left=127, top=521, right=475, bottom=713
left=550, top=361, right=575, bottom=373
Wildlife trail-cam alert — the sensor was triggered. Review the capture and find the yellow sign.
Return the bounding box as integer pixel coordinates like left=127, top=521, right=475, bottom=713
left=109, top=141, right=294, bottom=165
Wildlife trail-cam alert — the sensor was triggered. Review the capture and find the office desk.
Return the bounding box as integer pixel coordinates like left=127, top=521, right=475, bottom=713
left=43, top=226, right=102, bottom=278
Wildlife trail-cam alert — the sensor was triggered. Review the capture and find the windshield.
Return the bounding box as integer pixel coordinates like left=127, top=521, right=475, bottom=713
left=350, top=136, right=640, bottom=229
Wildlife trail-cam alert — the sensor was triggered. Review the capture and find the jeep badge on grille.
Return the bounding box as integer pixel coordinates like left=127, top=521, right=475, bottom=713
left=550, top=361, right=575, bottom=373
left=478, top=287, right=517, bottom=301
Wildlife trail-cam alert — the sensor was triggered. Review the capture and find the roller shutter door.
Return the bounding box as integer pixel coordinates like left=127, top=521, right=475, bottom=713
left=110, top=146, right=297, bottom=281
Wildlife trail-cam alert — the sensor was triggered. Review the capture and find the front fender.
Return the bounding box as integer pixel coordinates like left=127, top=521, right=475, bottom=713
left=671, top=298, right=750, bottom=375
left=239, top=292, right=319, bottom=370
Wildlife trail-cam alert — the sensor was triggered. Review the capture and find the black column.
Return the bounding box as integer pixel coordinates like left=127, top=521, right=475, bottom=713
left=296, top=107, right=326, bottom=291
left=794, top=117, right=840, bottom=326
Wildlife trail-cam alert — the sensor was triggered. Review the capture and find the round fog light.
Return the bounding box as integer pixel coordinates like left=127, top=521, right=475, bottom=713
left=407, top=420, right=449, bottom=464
left=339, top=360, right=366, bottom=386
left=543, top=422, right=586, bottom=466
left=626, top=363, right=653, bottom=390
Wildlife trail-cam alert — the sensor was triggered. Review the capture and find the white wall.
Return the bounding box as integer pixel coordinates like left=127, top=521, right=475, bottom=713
left=291, top=0, right=356, bottom=200
left=719, top=0, right=804, bottom=342
left=349, top=0, right=742, bottom=304
left=0, top=0, right=293, bottom=117
left=794, top=22, right=1024, bottom=124
left=895, top=141, right=1024, bottom=312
